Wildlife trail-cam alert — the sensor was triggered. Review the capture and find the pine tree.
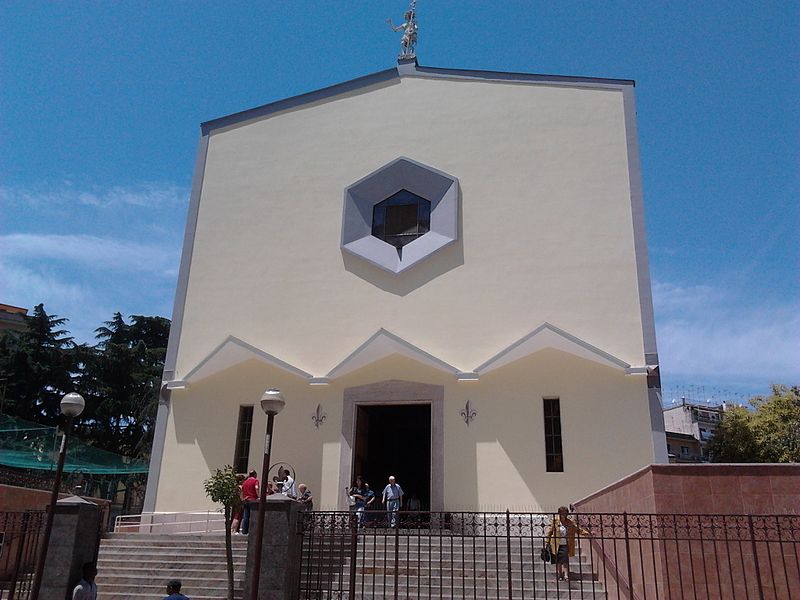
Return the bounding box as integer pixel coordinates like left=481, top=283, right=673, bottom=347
left=0, top=304, right=76, bottom=424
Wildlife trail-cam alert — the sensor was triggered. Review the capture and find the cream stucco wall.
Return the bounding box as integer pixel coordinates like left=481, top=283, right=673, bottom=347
left=152, top=71, right=661, bottom=513
left=176, top=75, right=645, bottom=379
left=155, top=349, right=653, bottom=513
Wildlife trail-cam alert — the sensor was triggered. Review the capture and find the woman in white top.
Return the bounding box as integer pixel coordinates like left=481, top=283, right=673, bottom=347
left=545, top=506, right=590, bottom=582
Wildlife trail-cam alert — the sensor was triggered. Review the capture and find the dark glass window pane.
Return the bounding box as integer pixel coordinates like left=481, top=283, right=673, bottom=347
left=233, top=405, right=254, bottom=474
left=418, top=201, right=431, bottom=230
left=386, top=204, right=418, bottom=236
left=547, top=454, right=563, bottom=472
left=371, top=189, right=431, bottom=252
left=544, top=398, right=560, bottom=418
left=372, top=205, right=386, bottom=237
left=543, top=398, right=564, bottom=472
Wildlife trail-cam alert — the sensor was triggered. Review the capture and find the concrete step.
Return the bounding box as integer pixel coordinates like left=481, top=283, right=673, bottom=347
left=101, top=545, right=247, bottom=557
left=96, top=572, right=246, bottom=586
left=98, top=583, right=239, bottom=598
left=308, top=534, right=552, bottom=543
left=302, top=588, right=607, bottom=600
left=96, top=563, right=245, bottom=574
left=299, top=588, right=605, bottom=600
left=305, top=553, right=593, bottom=567
left=316, top=565, right=595, bottom=578
left=305, top=541, right=587, bottom=553
left=97, top=533, right=248, bottom=600
left=102, top=539, right=247, bottom=548
left=97, top=559, right=245, bottom=571
left=344, top=569, right=598, bottom=580
left=99, top=549, right=248, bottom=560
left=315, top=574, right=602, bottom=586
left=102, top=595, right=242, bottom=600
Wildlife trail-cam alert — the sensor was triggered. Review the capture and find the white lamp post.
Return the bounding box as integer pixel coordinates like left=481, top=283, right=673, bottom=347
left=31, top=392, right=85, bottom=600
left=249, top=388, right=286, bottom=600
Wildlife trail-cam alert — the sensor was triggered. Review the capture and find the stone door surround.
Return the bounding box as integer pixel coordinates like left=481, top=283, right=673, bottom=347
left=340, top=380, right=444, bottom=511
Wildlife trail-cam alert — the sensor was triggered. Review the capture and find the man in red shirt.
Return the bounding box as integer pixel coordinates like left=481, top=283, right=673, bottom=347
left=240, top=470, right=259, bottom=534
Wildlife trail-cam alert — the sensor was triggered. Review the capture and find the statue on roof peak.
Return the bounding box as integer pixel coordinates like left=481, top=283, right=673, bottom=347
left=387, top=0, right=418, bottom=60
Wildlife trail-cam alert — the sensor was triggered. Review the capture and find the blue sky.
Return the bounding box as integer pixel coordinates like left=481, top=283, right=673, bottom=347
left=1, top=2, right=797, bottom=400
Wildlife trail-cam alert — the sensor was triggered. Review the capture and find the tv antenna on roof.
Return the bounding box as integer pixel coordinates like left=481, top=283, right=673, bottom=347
left=387, top=0, right=418, bottom=60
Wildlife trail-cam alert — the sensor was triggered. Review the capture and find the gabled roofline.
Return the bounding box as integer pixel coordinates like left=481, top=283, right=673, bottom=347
left=182, top=335, right=313, bottom=383
left=412, top=64, right=634, bottom=87
left=200, top=61, right=635, bottom=135
left=474, top=322, right=632, bottom=375
left=325, top=328, right=461, bottom=379
left=201, top=67, right=400, bottom=135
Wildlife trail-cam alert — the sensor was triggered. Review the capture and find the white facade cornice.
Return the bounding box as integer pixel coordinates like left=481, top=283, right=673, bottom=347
left=174, top=324, right=644, bottom=388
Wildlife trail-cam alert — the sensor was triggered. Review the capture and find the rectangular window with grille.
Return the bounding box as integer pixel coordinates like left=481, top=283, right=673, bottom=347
left=543, top=397, right=564, bottom=472
left=233, top=405, right=254, bottom=473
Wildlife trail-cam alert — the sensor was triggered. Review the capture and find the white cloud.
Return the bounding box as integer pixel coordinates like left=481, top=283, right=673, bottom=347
left=1, top=233, right=179, bottom=276
left=0, top=182, right=187, bottom=209
left=653, top=281, right=800, bottom=385
left=0, top=181, right=185, bottom=344
left=0, top=260, right=87, bottom=306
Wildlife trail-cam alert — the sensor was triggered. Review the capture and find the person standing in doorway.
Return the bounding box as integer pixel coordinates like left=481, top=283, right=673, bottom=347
left=348, top=476, right=367, bottom=527
left=363, top=483, right=377, bottom=526
left=240, top=470, right=259, bottom=535
left=382, top=475, right=404, bottom=528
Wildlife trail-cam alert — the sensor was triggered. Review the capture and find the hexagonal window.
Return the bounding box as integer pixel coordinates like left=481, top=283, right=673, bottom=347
left=371, top=190, right=431, bottom=257
left=342, top=157, right=459, bottom=275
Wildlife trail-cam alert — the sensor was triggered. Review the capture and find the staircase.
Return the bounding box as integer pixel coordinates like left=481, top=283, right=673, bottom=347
left=301, top=532, right=606, bottom=599
left=95, top=533, right=247, bottom=600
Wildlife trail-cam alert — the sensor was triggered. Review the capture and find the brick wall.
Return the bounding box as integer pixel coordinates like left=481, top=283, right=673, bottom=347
left=570, top=464, right=800, bottom=600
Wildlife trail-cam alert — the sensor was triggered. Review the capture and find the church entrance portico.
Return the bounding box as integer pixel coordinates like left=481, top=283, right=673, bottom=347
left=340, top=380, right=444, bottom=511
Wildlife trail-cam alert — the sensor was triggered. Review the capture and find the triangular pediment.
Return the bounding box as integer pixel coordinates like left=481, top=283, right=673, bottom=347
left=474, top=323, right=631, bottom=375
left=325, top=329, right=460, bottom=379
left=182, top=336, right=312, bottom=384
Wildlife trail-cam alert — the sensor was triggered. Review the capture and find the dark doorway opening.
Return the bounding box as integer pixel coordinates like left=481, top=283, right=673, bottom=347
left=352, top=404, right=431, bottom=510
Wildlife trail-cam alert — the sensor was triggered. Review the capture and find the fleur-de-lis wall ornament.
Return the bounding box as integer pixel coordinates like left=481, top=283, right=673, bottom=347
left=460, top=400, right=477, bottom=427
left=312, top=404, right=327, bottom=429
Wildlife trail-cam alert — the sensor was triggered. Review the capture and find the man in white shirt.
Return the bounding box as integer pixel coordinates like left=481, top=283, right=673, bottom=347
left=381, top=475, right=404, bottom=528
left=281, top=470, right=297, bottom=499
left=72, top=563, right=97, bottom=600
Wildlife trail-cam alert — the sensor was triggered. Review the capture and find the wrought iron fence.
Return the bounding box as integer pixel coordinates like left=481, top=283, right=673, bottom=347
left=298, top=511, right=800, bottom=600
left=0, top=511, right=45, bottom=600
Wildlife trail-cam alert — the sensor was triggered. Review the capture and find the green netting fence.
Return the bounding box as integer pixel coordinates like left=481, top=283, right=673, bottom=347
left=0, top=413, right=149, bottom=474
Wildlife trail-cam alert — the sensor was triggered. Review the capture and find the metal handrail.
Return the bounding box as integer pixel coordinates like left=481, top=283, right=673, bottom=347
left=114, top=510, right=226, bottom=534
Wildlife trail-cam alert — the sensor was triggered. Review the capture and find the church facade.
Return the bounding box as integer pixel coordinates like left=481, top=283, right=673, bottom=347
left=144, top=59, right=667, bottom=514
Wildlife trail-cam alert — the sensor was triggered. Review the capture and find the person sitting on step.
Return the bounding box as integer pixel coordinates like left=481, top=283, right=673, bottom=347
left=164, top=579, right=190, bottom=600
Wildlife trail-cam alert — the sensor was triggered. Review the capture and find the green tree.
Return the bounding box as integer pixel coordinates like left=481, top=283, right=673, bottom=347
left=0, top=304, right=76, bottom=424
left=706, top=405, right=760, bottom=462
left=751, top=385, right=800, bottom=463
left=204, top=466, right=240, bottom=600
left=708, top=385, right=800, bottom=463
left=75, top=313, right=169, bottom=459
